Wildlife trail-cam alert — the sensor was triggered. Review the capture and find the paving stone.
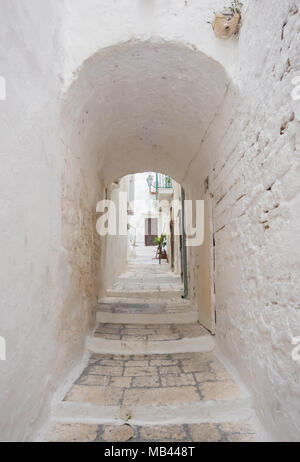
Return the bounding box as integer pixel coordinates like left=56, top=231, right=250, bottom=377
left=178, top=325, right=207, bottom=337
left=194, top=371, right=218, bottom=383
left=57, top=348, right=246, bottom=439
left=226, top=433, right=256, bottom=442
left=188, top=423, right=222, bottom=442
left=123, top=366, right=158, bottom=376
left=132, top=376, right=160, bottom=387
left=46, top=424, right=98, bottom=442
left=145, top=354, right=172, bottom=360
left=94, top=333, right=121, bottom=339
left=93, top=323, right=205, bottom=342
left=95, top=327, right=121, bottom=334
left=45, top=421, right=259, bottom=443
left=171, top=353, right=195, bottom=360
left=101, top=425, right=134, bottom=442
left=110, top=376, right=132, bottom=388
left=122, top=335, right=148, bottom=341
left=198, top=381, right=241, bottom=400
left=109, top=355, right=129, bottom=360
left=122, top=328, right=150, bottom=335
left=88, top=365, right=124, bottom=376
left=161, top=373, right=195, bottom=387
left=181, top=359, right=211, bottom=373
left=64, top=385, right=123, bottom=405
left=89, top=353, right=113, bottom=363
left=139, top=425, right=187, bottom=442
left=125, top=360, right=149, bottom=367
left=123, top=386, right=200, bottom=406
left=100, top=360, right=124, bottom=367
left=159, top=366, right=181, bottom=375
left=150, top=359, right=178, bottom=366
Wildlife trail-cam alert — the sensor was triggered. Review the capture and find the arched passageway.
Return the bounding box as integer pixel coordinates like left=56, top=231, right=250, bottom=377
left=47, top=40, right=256, bottom=441
left=2, top=0, right=300, bottom=442
left=61, top=40, right=231, bottom=333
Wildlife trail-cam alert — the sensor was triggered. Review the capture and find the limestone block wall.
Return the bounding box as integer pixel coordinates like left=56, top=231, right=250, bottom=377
left=191, top=0, right=300, bottom=441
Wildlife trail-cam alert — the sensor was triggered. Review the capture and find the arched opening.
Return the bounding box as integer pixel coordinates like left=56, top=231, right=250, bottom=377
left=96, top=171, right=190, bottom=325
left=61, top=39, right=231, bottom=334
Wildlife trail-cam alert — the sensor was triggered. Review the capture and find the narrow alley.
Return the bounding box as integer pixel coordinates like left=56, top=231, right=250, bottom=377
left=44, top=245, right=263, bottom=442
left=1, top=0, right=300, bottom=444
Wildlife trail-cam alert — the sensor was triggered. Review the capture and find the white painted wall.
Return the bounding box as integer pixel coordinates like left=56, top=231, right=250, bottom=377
left=99, top=177, right=130, bottom=296
left=61, top=0, right=238, bottom=87
left=0, top=0, right=67, bottom=441
left=60, top=0, right=300, bottom=441
left=1, top=0, right=300, bottom=442
left=129, top=172, right=158, bottom=245
left=187, top=0, right=300, bottom=442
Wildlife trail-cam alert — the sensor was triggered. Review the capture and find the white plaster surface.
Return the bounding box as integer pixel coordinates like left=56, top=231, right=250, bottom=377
left=0, top=1, right=69, bottom=441
left=1, top=0, right=300, bottom=442
left=189, top=0, right=300, bottom=442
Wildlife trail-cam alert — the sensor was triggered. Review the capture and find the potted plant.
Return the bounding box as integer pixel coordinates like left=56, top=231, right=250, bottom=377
left=154, top=234, right=168, bottom=264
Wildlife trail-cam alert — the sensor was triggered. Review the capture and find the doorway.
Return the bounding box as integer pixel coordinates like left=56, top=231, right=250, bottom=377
left=145, top=218, right=158, bottom=246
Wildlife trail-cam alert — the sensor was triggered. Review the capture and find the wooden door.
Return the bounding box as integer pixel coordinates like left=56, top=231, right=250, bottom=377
left=145, top=218, right=158, bottom=246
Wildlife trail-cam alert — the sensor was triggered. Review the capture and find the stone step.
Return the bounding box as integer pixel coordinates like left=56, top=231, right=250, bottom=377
left=105, top=288, right=183, bottom=299
left=96, top=297, right=198, bottom=324
left=50, top=352, right=254, bottom=435
left=87, top=323, right=214, bottom=355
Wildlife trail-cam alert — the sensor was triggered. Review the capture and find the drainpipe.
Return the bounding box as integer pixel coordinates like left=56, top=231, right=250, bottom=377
left=181, top=187, right=188, bottom=299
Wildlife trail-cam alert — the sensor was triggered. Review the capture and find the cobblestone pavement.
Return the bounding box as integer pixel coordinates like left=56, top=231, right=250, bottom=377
left=63, top=352, right=241, bottom=407
left=93, top=323, right=208, bottom=341
left=108, top=247, right=183, bottom=295
left=47, top=422, right=257, bottom=442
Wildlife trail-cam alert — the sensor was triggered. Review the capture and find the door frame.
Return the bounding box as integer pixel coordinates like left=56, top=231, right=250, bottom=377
left=144, top=217, right=158, bottom=246
left=198, top=192, right=216, bottom=334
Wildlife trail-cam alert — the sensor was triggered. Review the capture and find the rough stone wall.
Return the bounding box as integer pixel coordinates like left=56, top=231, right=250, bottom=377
left=60, top=133, right=102, bottom=333
left=0, top=0, right=68, bottom=441
left=195, top=0, right=300, bottom=441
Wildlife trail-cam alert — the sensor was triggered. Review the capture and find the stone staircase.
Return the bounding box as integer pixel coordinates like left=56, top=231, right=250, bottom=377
left=43, top=259, right=264, bottom=442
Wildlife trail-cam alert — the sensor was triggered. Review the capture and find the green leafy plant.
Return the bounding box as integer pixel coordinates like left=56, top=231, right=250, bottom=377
left=154, top=234, right=167, bottom=249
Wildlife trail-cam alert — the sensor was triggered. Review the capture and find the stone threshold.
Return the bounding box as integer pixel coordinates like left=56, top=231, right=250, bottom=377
left=87, top=335, right=215, bottom=355
left=105, top=289, right=183, bottom=299
left=52, top=397, right=253, bottom=427
left=96, top=311, right=199, bottom=325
